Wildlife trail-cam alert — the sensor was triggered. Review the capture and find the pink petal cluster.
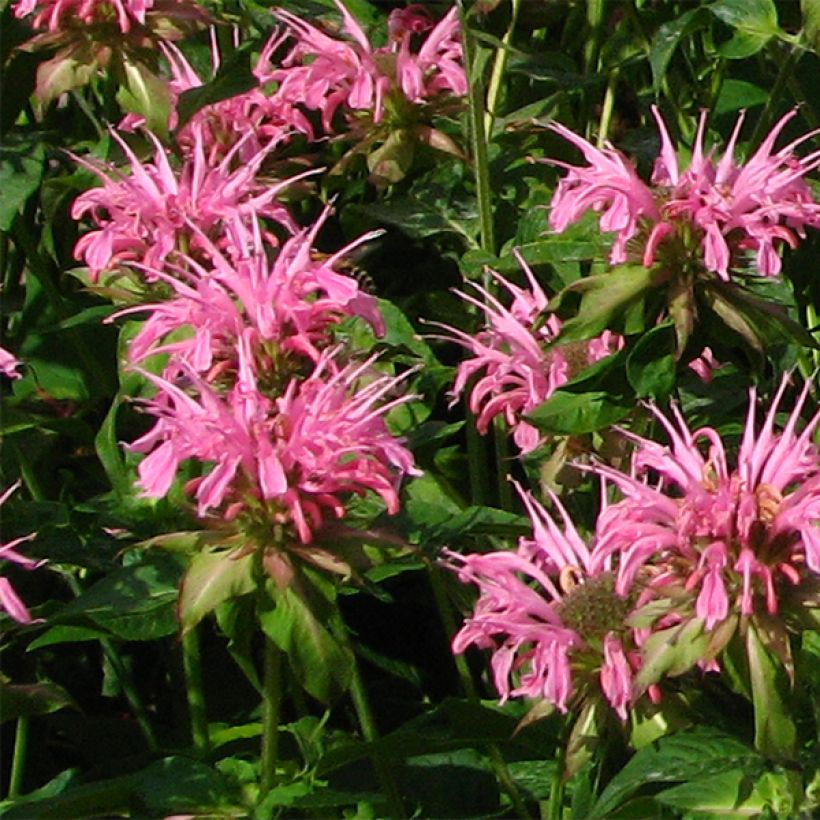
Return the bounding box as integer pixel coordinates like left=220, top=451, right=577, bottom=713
left=591, top=376, right=820, bottom=628
left=72, top=127, right=298, bottom=280
left=270, top=1, right=466, bottom=133
left=118, top=210, right=383, bottom=373
left=440, top=257, right=622, bottom=453
left=447, top=484, right=636, bottom=719
left=548, top=108, right=820, bottom=279
left=0, top=346, right=23, bottom=380
left=131, top=352, right=418, bottom=543
left=0, top=484, right=44, bottom=624
left=13, top=0, right=153, bottom=32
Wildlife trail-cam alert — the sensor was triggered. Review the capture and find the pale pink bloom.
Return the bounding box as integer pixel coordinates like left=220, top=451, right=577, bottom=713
left=591, top=375, right=820, bottom=626
left=0, top=483, right=44, bottom=624
left=117, top=210, right=384, bottom=371
left=437, top=256, right=622, bottom=453
left=13, top=0, right=152, bottom=33
left=271, top=1, right=466, bottom=133
left=548, top=108, right=820, bottom=278
left=0, top=346, right=22, bottom=380
left=447, top=484, right=636, bottom=718
left=130, top=352, right=418, bottom=543
left=72, top=126, right=298, bottom=279
left=547, top=123, right=660, bottom=265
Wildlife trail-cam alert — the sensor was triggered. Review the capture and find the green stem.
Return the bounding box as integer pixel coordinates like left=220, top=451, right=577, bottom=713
left=427, top=563, right=532, bottom=819
left=596, top=67, right=620, bottom=149
left=259, top=633, right=282, bottom=798
left=332, top=613, right=405, bottom=819
left=458, top=1, right=496, bottom=256
left=465, top=398, right=491, bottom=506
left=492, top=418, right=514, bottom=510
left=484, top=0, right=522, bottom=137
left=748, top=46, right=801, bottom=149
left=547, top=739, right=566, bottom=820
left=181, top=627, right=210, bottom=755
left=7, top=716, right=29, bottom=799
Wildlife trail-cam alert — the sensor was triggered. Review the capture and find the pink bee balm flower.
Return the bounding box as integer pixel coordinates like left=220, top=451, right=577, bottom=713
left=72, top=126, right=298, bottom=280
left=0, top=483, right=44, bottom=624
left=13, top=0, right=153, bottom=33
left=270, top=1, right=466, bottom=133
left=130, top=352, right=419, bottom=543
left=117, top=210, right=384, bottom=373
left=591, top=375, right=820, bottom=629
left=447, top=484, right=637, bottom=719
left=548, top=108, right=820, bottom=279
left=436, top=255, right=622, bottom=453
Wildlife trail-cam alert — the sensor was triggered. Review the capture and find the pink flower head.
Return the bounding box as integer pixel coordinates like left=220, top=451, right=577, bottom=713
left=447, top=483, right=637, bottom=718
left=129, top=351, right=418, bottom=543
left=72, top=126, right=298, bottom=280
left=548, top=108, right=820, bottom=278
left=13, top=0, right=153, bottom=33
left=0, top=346, right=23, bottom=380
left=591, top=375, right=820, bottom=626
left=270, top=1, right=465, bottom=133
left=437, top=255, right=622, bottom=453
left=117, top=209, right=384, bottom=372
left=0, top=483, right=44, bottom=624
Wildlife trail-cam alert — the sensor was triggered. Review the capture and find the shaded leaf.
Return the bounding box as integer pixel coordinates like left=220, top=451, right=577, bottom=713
left=649, top=8, right=710, bottom=92
left=0, top=136, right=44, bottom=231
left=0, top=680, right=76, bottom=723
left=626, top=322, right=677, bottom=399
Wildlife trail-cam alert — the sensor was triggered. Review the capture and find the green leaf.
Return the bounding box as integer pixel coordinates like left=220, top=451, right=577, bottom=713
left=367, top=128, right=415, bottom=186
left=115, top=58, right=172, bottom=137
left=552, top=264, right=662, bottom=344
left=175, top=44, right=258, bottom=131
left=714, top=79, right=769, bottom=114
left=802, top=0, right=820, bottom=51
left=27, top=625, right=112, bottom=652
left=527, top=351, right=633, bottom=435
left=711, top=0, right=782, bottom=58
left=589, top=727, right=760, bottom=817
left=94, top=396, right=132, bottom=499
left=178, top=547, right=256, bottom=634
left=0, top=136, right=45, bottom=231
left=655, top=767, right=797, bottom=815
left=565, top=699, right=602, bottom=779
left=626, top=322, right=677, bottom=399
left=650, top=8, right=711, bottom=93
left=258, top=582, right=353, bottom=704
left=0, top=681, right=76, bottom=723
left=746, top=618, right=797, bottom=760
left=54, top=554, right=183, bottom=641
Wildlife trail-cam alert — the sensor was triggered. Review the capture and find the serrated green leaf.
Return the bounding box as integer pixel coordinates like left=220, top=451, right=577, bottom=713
left=711, top=0, right=782, bottom=58
left=589, top=727, right=759, bottom=817
left=27, top=624, right=112, bottom=652
left=634, top=618, right=710, bottom=693
left=178, top=547, right=256, bottom=634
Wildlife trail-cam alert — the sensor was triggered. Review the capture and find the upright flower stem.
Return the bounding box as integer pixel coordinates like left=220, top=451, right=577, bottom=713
left=484, top=0, right=522, bottom=136
left=427, top=563, right=531, bottom=819
left=331, top=611, right=406, bottom=819
left=7, top=717, right=29, bottom=799
left=181, top=627, right=210, bottom=755
left=259, top=633, right=282, bottom=798
left=546, top=739, right=566, bottom=820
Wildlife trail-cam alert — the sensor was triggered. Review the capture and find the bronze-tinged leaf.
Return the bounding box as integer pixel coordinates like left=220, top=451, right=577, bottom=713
left=514, top=699, right=555, bottom=735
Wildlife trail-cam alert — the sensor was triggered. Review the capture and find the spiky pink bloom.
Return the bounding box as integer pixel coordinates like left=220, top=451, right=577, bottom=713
left=72, top=126, right=297, bottom=280
left=438, top=257, right=622, bottom=453
left=0, top=484, right=44, bottom=624
left=548, top=108, right=820, bottom=278
left=130, top=351, right=418, bottom=543
left=117, top=210, right=384, bottom=372
left=591, top=376, right=820, bottom=629
left=447, top=484, right=636, bottom=718
left=0, top=346, right=22, bottom=380
left=13, top=0, right=153, bottom=32
left=270, top=1, right=466, bottom=133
